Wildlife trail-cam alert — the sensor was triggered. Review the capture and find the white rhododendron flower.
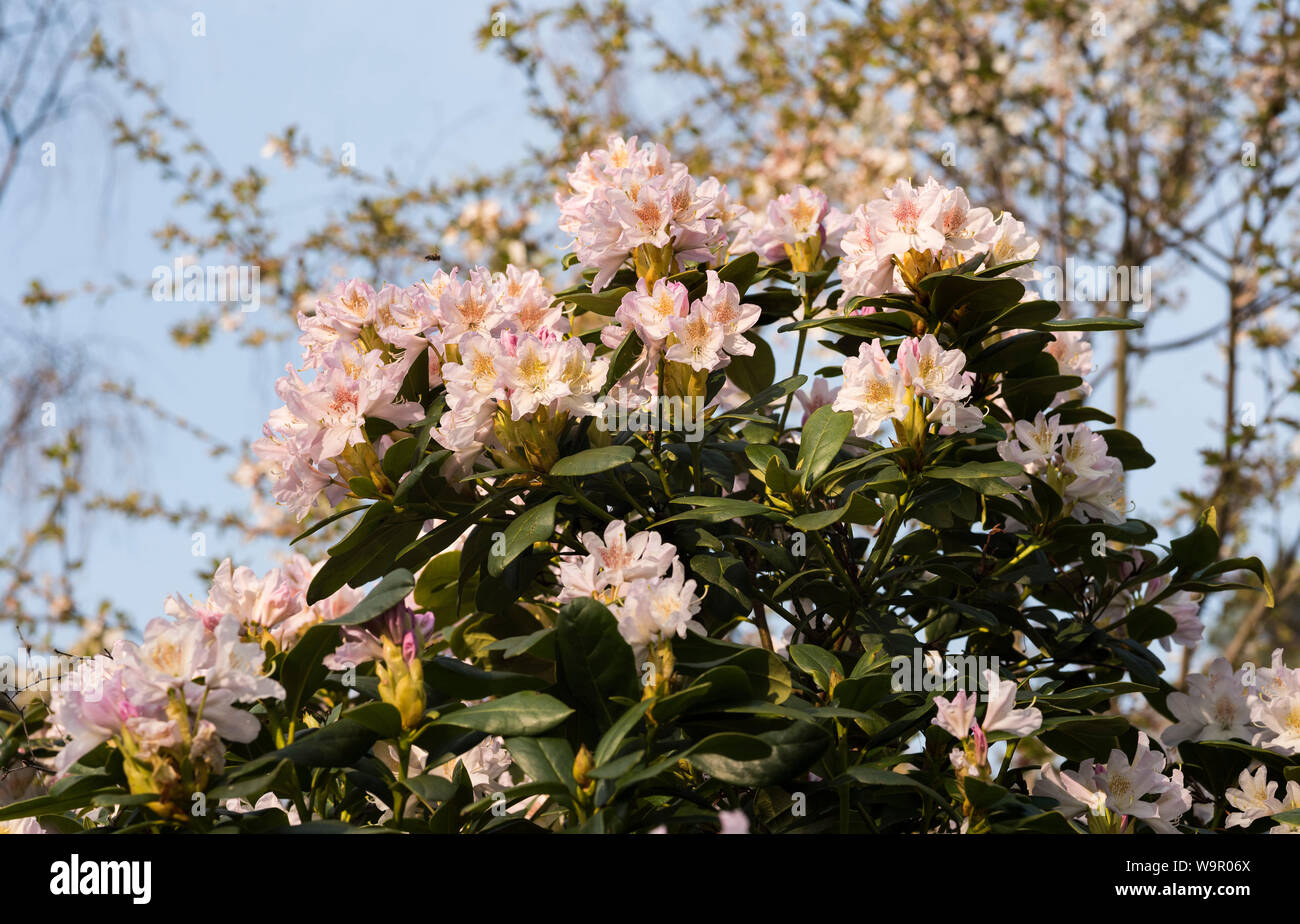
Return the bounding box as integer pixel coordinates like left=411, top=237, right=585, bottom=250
left=834, top=339, right=908, bottom=438
left=1250, top=690, right=1300, bottom=754
left=1162, top=657, right=1254, bottom=747
left=866, top=179, right=946, bottom=258
left=997, top=419, right=1126, bottom=525
left=980, top=670, right=1042, bottom=737
left=47, top=608, right=286, bottom=775
left=795, top=377, right=840, bottom=422
left=168, top=556, right=363, bottom=651
left=602, top=270, right=758, bottom=379
left=556, top=519, right=703, bottom=657
left=835, top=335, right=983, bottom=439
left=1224, top=766, right=1281, bottom=829
left=1031, top=733, right=1190, bottom=833
left=557, top=134, right=727, bottom=291
left=931, top=689, right=977, bottom=738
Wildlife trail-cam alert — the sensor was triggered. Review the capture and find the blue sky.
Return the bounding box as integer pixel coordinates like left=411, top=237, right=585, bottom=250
left=5, top=1, right=544, bottom=640
left=2, top=0, right=1281, bottom=659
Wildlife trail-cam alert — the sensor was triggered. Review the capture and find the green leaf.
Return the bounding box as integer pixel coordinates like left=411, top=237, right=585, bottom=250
left=402, top=774, right=460, bottom=811
left=839, top=766, right=954, bottom=812
left=965, top=331, right=1055, bottom=374
left=380, top=437, right=419, bottom=485
left=687, top=721, right=831, bottom=787
left=249, top=719, right=384, bottom=771
left=926, top=461, right=1022, bottom=483
left=489, top=495, right=560, bottom=577
left=674, top=635, right=793, bottom=704
left=392, top=449, right=450, bottom=505
left=324, top=568, right=414, bottom=626
left=1195, top=556, right=1274, bottom=607
left=1042, top=317, right=1144, bottom=331
left=560, top=286, right=630, bottom=316
left=789, top=644, right=842, bottom=692
left=1126, top=604, right=1178, bottom=643
left=290, top=504, right=368, bottom=545
left=340, top=702, right=403, bottom=737
left=504, top=736, right=578, bottom=800
left=689, top=553, right=751, bottom=608
left=726, top=332, right=776, bottom=397
left=549, top=445, right=635, bottom=477
left=209, top=759, right=297, bottom=804
left=554, top=598, right=639, bottom=727
left=423, top=657, right=548, bottom=699
left=413, top=550, right=469, bottom=618
left=720, top=374, right=807, bottom=419
left=0, top=775, right=117, bottom=821
left=594, top=700, right=654, bottom=768
left=979, top=299, right=1061, bottom=333
left=716, top=251, right=761, bottom=292
left=604, top=330, right=644, bottom=390
left=306, top=504, right=425, bottom=603
left=927, top=273, right=1024, bottom=321
left=779, top=310, right=915, bottom=337
left=963, top=777, right=1012, bottom=810
left=658, top=496, right=785, bottom=526
left=431, top=692, right=574, bottom=737
left=787, top=506, right=849, bottom=530
left=797, top=406, right=853, bottom=490
left=279, top=623, right=340, bottom=719
left=1170, top=511, right=1219, bottom=572
left=1037, top=715, right=1130, bottom=762
left=1097, top=429, right=1156, bottom=470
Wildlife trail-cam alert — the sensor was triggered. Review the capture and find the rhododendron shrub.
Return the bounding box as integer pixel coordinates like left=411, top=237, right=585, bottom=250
left=2, top=137, right=1282, bottom=834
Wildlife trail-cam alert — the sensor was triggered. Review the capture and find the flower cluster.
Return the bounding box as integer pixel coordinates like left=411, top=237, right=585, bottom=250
left=7, top=136, right=1268, bottom=838
left=555, top=520, right=703, bottom=659
left=932, top=670, right=1043, bottom=782
left=254, top=279, right=429, bottom=519
left=731, top=184, right=851, bottom=272
left=167, top=556, right=363, bottom=651
left=996, top=414, right=1126, bottom=524
left=1032, top=733, right=1191, bottom=834
left=834, top=334, right=985, bottom=440
left=47, top=607, right=285, bottom=812
left=432, top=271, right=609, bottom=474
left=601, top=270, right=760, bottom=375
left=256, top=266, right=613, bottom=506
left=1224, top=766, right=1300, bottom=833
left=839, top=178, right=1039, bottom=299
left=1164, top=649, right=1300, bottom=754
left=557, top=135, right=730, bottom=291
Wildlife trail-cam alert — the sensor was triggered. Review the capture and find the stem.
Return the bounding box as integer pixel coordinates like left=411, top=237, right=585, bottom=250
left=691, top=438, right=704, bottom=495
left=752, top=602, right=774, bottom=652
left=779, top=279, right=819, bottom=432
left=549, top=478, right=616, bottom=522
left=391, top=734, right=411, bottom=827
left=653, top=354, right=665, bottom=460
left=861, top=486, right=913, bottom=596
left=778, top=329, right=809, bottom=432
left=609, top=474, right=652, bottom=520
